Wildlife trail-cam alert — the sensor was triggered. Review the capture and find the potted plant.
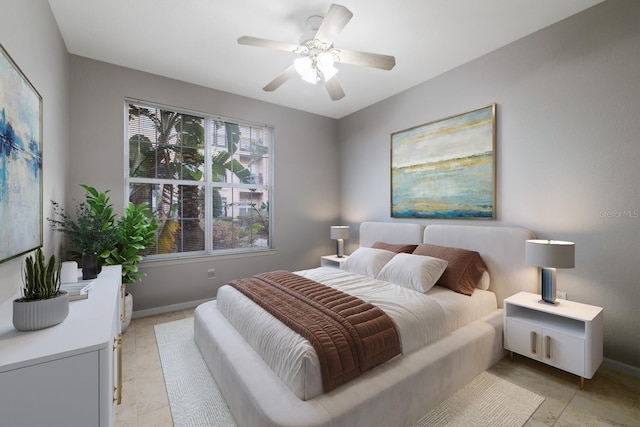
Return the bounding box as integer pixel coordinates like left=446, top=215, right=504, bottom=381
left=100, top=201, right=157, bottom=284
left=100, top=200, right=158, bottom=330
left=50, top=184, right=158, bottom=330
left=48, top=184, right=118, bottom=279
left=13, top=248, right=69, bottom=331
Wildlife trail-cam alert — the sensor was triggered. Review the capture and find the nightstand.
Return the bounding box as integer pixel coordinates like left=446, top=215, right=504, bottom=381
left=320, top=254, right=349, bottom=269
left=504, top=291, right=603, bottom=390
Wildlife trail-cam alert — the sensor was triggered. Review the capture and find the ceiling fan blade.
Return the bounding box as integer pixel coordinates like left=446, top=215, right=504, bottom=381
left=238, top=36, right=300, bottom=53
left=337, top=48, right=396, bottom=70
left=263, top=65, right=298, bottom=92
left=315, top=4, right=353, bottom=45
left=325, top=77, right=345, bottom=101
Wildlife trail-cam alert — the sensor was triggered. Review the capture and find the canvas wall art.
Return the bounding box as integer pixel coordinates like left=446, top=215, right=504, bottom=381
left=391, top=104, right=496, bottom=219
left=0, top=44, right=43, bottom=263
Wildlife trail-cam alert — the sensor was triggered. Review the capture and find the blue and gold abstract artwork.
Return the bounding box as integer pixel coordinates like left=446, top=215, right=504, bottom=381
left=0, top=44, right=42, bottom=263
left=391, top=104, right=496, bottom=219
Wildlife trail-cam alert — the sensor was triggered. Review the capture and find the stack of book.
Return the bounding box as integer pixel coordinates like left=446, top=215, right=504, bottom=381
left=60, top=281, right=94, bottom=301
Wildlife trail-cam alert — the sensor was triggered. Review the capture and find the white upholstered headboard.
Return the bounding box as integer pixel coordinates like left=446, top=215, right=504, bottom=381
left=359, top=222, right=424, bottom=247
left=359, top=222, right=538, bottom=307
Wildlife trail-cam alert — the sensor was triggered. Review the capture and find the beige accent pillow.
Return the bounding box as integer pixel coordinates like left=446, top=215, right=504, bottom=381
left=412, top=244, right=487, bottom=295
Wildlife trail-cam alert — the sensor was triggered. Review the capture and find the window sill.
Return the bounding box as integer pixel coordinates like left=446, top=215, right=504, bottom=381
left=139, top=249, right=277, bottom=269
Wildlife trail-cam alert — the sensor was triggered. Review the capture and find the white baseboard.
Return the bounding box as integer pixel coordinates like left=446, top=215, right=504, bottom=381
left=132, top=297, right=214, bottom=319
left=602, top=357, right=640, bottom=378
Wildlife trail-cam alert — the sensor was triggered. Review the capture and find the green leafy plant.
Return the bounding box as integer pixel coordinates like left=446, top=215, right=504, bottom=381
left=19, top=248, right=62, bottom=301
left=49, top=184, right=158, bottom=284
left=48, top=184, right=118, bottom=259
left=100, top=201, right=158, bottom=284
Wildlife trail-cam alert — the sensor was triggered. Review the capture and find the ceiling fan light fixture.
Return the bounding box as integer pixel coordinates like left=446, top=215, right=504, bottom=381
left=319, top=64, right=338, bottom=81
left=294, top=57, right=313, bottom=76
left=301, top=69, right=319, bottom=84
left=294, top=57, right=319, bottom=84
left=316, top=51, right=339, bottom=81
left=317, top=51, right=335, bottom=68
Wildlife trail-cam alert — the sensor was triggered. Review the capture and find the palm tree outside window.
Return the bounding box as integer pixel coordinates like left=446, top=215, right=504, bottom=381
left=126, top=100, right=272, bottom=258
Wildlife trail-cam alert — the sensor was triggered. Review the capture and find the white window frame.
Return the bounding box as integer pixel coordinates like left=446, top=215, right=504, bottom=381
left=124, top=99, right=274, bottom=260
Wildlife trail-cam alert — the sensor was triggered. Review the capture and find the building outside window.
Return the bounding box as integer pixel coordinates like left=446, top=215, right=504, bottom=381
left=126, top=100, right=272, bottom=259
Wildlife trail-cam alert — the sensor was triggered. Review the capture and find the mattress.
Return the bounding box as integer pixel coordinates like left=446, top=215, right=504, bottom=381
left=216, top=266, right=497, bottom=400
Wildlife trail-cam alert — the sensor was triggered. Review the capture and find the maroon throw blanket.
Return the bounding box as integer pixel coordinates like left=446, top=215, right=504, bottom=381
left=228, top=270, right=401, bottom=392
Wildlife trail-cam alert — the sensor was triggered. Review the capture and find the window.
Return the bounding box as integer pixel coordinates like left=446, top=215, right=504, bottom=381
left=126, top=100, right=272, bottom=258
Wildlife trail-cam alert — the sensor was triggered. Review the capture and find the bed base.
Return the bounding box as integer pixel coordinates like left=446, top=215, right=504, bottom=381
left=195, top=300, right=506, bottom=427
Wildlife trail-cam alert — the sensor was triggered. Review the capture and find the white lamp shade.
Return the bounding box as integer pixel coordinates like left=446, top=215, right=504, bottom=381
left=300, top=69, right=318, bottom=84
left=294, top=57, right=313, bottom=75
left=330, top=226, right=350, bottom=240
left=317, top=52, right=338, bottom=81
left=525, top=239, right=575, bottom=268
left=294, top=57, right=318, bottom=84
left=317, top=52, right=334, bottom=69
left=319, top=64, right=338, bottom=81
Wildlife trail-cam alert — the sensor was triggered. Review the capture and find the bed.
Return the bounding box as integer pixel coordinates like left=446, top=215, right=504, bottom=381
left=194, top=222, right=537, bottom=427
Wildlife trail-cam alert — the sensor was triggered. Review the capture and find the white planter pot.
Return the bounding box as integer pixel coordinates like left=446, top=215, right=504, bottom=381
left=122, top=292, right=133, bottom=331
left=13, top=291, right=70, bottom=331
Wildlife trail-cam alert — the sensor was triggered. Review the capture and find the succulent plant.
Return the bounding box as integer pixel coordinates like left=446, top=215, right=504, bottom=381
left=20, top=248, right=62, bottom=301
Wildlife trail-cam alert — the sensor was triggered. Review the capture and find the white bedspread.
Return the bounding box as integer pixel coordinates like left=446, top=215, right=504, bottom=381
left=216, top=267, right=497, bottom=400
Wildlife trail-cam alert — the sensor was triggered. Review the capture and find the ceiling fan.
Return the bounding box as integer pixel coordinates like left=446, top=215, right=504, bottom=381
left=237, top=3, right=396, bottom=101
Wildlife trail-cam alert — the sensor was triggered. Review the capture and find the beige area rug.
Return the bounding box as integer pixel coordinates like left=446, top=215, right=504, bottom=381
left=155, top=318, right=544, bottom=427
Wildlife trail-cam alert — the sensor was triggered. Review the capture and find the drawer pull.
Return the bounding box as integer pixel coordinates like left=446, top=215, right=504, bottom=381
left=530, top=331, right=538, bottom=354
left=120, top=284, right=126, bottom=324
left=117, top=333, right=123, bottom=404
left=112, top=334, right=123, bottom=404
left=545, top=336, right=552, bottom=360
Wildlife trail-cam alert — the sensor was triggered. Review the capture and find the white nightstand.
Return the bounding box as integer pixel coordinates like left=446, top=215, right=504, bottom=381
left=504, top=291, right=603, bottom=390
left=321, top=254, right=349, bottom=269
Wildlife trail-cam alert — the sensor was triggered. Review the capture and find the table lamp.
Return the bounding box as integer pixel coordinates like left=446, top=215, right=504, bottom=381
left=525, top=239, right=575, bottom=304
left=330, top=226, right=350, bottom=258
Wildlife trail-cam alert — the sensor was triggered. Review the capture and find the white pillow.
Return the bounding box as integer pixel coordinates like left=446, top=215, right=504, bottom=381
left=376, top=253, right=448, bottom=293
left=340, top=247, right=396, bottom=278
left=477, top=271, right=491, bottom=290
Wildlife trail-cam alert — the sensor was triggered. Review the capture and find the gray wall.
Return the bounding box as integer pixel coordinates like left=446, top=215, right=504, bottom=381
left=67, top=56, right=340, bottom=312
left=338, top=0, right=640, bottom=368
left=0, top=0, right=69, bottom=302
left=2, top=0, right=637, bottom=371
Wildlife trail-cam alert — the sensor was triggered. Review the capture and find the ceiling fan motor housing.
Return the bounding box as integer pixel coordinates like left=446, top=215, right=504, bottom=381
left=299, top=14, right=324, bottom=45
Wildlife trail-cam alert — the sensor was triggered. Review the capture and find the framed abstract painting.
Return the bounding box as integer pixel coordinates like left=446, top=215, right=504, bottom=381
left=391, top=104, right=496, bottom=219
left=0, top=44, right=43, bottom=263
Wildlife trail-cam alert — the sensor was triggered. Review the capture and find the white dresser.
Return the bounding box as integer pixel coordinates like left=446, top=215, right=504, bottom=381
left=0, top=265, right=123, bottom=427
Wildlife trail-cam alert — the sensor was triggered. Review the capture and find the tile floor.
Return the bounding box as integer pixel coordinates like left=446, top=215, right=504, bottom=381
left=115, top=310, right=640, bottom=427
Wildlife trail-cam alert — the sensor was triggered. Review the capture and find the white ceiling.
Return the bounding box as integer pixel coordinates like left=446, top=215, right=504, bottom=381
left=48, top=0, right=604, bottom=119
